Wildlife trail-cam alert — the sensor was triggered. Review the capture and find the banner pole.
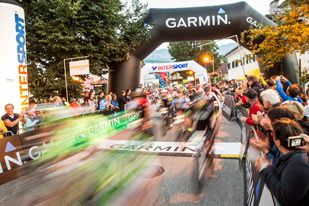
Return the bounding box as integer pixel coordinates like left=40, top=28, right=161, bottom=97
left=64, top=59, right=69, bottom=101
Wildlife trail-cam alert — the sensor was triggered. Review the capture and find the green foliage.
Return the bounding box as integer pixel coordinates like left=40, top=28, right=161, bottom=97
left=21, top=0, right=149, bottom=101
left=168, top=41, right=223, bottom=73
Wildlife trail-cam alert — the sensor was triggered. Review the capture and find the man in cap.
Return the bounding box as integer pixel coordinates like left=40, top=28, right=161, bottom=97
left=240, top=89, right=261, bottom=126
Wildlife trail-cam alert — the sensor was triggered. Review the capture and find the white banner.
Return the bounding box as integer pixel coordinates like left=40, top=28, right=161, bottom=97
left=69, top=60, right=89, bottom=75
left=0, top=3, right=28, bottom=113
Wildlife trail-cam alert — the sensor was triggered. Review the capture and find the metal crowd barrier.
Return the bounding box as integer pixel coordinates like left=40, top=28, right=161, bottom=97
left=222, top=95, right=276, bottom=206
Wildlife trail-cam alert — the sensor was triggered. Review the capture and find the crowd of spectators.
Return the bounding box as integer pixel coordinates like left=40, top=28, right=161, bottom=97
left=223, top=74, right=309, bottom=206
left=0, top=89, right=133, bottom=136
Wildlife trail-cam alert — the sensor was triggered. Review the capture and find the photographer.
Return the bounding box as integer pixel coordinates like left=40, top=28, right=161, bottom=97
left=276, top=76, right=303, bottom=104
left=256, top=118, right=309, bottom=206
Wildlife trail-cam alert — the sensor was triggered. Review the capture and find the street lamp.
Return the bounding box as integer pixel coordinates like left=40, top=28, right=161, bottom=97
left=204, top=55, right=215, bottom=74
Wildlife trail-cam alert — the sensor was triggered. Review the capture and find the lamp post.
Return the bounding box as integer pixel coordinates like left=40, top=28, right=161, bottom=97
left=204, top=55, right=215, bottom=73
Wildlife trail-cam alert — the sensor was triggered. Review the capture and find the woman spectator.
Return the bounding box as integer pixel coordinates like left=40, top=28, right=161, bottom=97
left=22, top=109, right=39, bottom=132
left=1, top=103, right=26, bottom=135
left=255, top=118, right=309, bottom=206
left=88, top=89, right=97, bottom=109
left=111, top=94, right=120, bottom=112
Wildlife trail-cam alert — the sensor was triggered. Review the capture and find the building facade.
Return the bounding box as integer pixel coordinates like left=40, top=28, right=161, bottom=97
left=225, top=46, right=259, bottom=80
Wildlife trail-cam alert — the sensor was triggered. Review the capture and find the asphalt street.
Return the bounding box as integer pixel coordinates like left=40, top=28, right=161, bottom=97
left=123, top=117, right=244, bottom=206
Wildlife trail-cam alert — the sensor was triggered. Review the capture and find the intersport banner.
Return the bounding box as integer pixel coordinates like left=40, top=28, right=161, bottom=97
left=0, top=1, right=29, bottom=114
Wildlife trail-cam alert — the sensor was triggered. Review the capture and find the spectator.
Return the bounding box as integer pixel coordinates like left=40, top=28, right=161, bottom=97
left=255, top=118, right=309, bottom=206
left=235, top=87, right=243, bottom=102
left=83, top=98, right=90, bottom=106
left=0, top=119, right=8, bottom=138
left=97, top=91, right=105, bottom=104
left=281, top=101, right=308, bottom=134
left=62, top=97, right=69, bottom=106
left=265, top=79, right=276, bottom=90
left=69, top=98, right=80, bottom=108
left=260, top=89, right=281, bottom=111
left=240, top=89, right=261, bottom=126
left=126, top=89, right=132, bottom=101
left=118, top=90, right=127, bottom=111
left=29, top=100, right=40, bottom=122
left=98, top=96, right=107, bottom=111
left=247, top=75, right=263, bottom=96
left=1, top=103, right=26, bottom=135
left=251, top=107, right=298, bottom=165
left=111, top=94, right=120, bottom=111
left=275, top=76, right=303, bottom=104
left=53, top=96, right=63, bottom=107
left=22, top=109, right=39, bottom=132
left=89, top=89, right=97, bottom=109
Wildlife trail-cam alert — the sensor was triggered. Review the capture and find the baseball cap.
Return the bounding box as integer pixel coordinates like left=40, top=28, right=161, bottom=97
left=261, top=89, right=281, bottom=105
left=243, top=89, right=258, bottom=99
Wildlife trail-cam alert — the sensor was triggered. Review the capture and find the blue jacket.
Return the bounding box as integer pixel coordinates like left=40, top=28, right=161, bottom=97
left=111, top=99, right=119, bottom=107
left=276, top=80, right=303, bottom=103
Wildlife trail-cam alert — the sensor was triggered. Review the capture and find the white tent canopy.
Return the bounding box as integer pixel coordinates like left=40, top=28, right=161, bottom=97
left=140, top=60, right=209, bottom=86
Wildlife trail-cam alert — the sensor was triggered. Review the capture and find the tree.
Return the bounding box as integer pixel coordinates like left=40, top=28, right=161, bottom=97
left=20, top=0, right=149, bottom=101
left=242, top=0, right=308, bottom=71
left=168, top=41, right=223, bottom=73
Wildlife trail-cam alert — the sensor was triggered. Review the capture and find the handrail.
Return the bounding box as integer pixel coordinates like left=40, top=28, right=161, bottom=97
left=0, top=131, right=14, bottom=137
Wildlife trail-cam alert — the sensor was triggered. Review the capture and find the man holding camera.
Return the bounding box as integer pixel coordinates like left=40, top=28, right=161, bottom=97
left=276, top=75, right=303, bottom=104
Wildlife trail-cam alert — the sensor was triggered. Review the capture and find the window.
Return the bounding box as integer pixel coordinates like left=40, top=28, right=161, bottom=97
left=243, top=57, right=245, bottom=65
left=235, top=61, right=238, bottom=67
left=228, top=63, right=231, bottom=69
left=232, top=61, right=235, bottom=68
left=253, top=55, right=256, bottom=62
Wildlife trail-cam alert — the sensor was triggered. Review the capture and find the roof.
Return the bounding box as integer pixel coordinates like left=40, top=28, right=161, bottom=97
left=91, top=79, right=107, bottom=85
left=224, top=46, right=238, bottom=57
left=216, top=62, right=228, bottom=74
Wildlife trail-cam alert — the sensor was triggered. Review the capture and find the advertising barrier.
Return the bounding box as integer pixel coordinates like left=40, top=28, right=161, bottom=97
left=0, top=111, right=141, bottom=185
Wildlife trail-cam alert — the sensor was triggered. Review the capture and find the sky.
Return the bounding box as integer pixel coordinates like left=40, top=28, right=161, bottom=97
left=135, top=0, right=283, bottom=49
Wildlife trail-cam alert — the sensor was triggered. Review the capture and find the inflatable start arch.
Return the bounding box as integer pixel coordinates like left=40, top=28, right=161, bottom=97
left=108, top=1, right=299, bottom=95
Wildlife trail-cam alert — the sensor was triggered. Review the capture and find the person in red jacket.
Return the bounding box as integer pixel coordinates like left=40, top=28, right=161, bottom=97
left=241, top=89, right=261, bottom=126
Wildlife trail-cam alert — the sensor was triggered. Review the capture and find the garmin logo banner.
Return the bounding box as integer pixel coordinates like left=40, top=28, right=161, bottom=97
left=165, top=8, right=231, bottom=28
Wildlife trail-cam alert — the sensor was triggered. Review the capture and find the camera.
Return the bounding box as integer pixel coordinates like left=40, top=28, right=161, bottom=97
left=288, top=136, right=306, bottom=148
